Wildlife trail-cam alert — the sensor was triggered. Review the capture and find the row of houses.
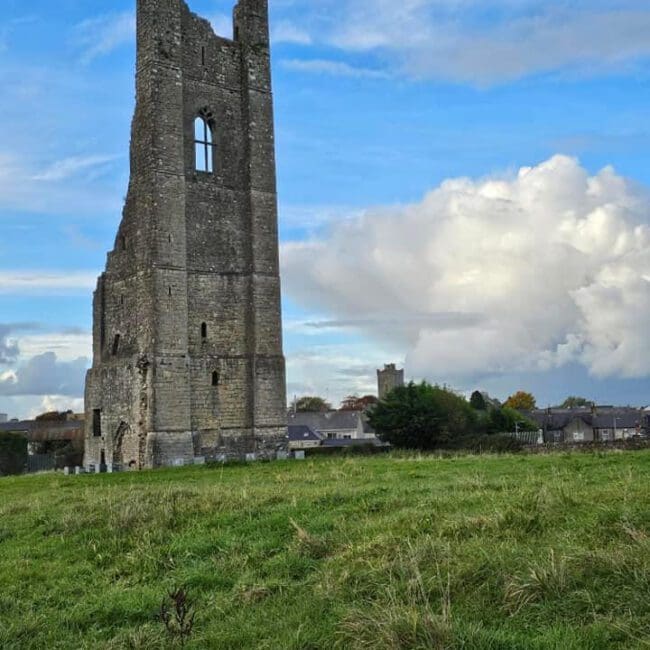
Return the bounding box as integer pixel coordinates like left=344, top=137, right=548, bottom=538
left=3, top=392, right=647, bottom=474
left=288, top=406, right=650, bottom=451
left=526, top=407, right=649, bottom=443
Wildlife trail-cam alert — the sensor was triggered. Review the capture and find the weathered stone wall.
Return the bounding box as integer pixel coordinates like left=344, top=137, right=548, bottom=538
left=84, top=0, right=287, bottom=469
left=523, top=439, right=650, bottom=454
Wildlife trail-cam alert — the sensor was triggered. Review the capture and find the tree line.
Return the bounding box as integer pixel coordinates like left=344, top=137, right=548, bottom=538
left=368, top=382, right=538, bottom=451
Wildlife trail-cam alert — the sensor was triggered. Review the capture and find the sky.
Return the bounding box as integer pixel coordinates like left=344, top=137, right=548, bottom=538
left=1, top=0, right=650, bottom=418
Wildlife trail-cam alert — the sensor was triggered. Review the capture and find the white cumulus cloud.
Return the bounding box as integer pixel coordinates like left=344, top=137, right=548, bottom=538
left=0, top=352, right=88, bottom=397
left=282, top=155, right=650, bottom=383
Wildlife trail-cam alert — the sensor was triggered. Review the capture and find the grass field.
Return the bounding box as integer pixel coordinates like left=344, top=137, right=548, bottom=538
left=1, top=451, right=650, bottom=649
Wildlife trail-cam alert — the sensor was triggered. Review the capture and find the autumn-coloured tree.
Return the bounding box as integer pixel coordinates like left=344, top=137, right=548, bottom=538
left=340, top=395, right=379, bottom=411
left=504, top=391, right=537, bottom=411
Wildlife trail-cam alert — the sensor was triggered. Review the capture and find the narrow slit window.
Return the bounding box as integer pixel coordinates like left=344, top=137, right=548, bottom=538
left=201, top=46, right=206, bottom=66
left=112, top=334, right=121, bottom=356
left=212, top=371, right=220, bottom=387
left=194, top=117, right=214, bottom=173
left=93, top=409, right=102, bottom=437
left=201, top=322, right=207, bottom=339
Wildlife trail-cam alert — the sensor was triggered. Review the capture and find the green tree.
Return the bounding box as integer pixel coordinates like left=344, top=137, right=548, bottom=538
left=368, top=382, right=477, bottom=450
left=294, top=396, right=332, bottom=413
left=504, top=391, right=537, bottom=411
left=483, top=406, right=538, bottom=434
left=560, top=396, right=592, bottom=409
left=0, top=432, right=28, bottom=476
left=470, top=391, right=487, bottom=411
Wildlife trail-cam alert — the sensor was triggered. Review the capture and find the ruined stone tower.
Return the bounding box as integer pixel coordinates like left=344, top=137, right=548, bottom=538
left=377, top=364, right=405, bottom=400
left=84, top=0, right=287, bottom=469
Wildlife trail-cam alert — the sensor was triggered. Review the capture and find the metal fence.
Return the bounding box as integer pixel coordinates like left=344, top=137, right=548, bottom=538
left=27, top=454, right=56, bottom=473
left=504, top=431, right=543, bottom=445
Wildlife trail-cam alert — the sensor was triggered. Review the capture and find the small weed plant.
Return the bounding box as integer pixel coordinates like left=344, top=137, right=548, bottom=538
left=160, top=588, right=195, bottom=647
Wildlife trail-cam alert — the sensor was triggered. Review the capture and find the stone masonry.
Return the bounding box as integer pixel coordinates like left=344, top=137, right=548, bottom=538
left=377, top=364, right=405, bottom=400
left=84, top=0, right=287, bottom=469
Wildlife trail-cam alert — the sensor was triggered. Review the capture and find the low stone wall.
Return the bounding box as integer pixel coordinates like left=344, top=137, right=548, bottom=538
left=523, top=439, right=650, bottom=454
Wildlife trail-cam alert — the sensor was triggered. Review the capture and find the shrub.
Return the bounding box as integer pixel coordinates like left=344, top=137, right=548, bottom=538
left=369, top=382, right=477, bottom=450
left=0, top=432, right=28, bottom=476
left=306, top=444, right=388, bottom=458
left=481, top=406, right=538, bottom=435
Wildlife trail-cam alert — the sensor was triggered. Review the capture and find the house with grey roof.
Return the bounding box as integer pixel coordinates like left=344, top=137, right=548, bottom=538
left=527, top=407, right=646, bottom=443
left=287, top=425, right=323, bottom=451
left=288, top=410, right=377, bottom=441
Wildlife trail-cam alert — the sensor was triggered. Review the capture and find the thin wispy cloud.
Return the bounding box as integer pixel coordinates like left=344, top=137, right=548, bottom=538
left=272, top=21, right=312, bottom=46
left=0, top=271, right=98, bottom=295
left=277, top=1, right=650, bottom=85
left=0, top=151, right=121, bottom=217
left=286, top=343, right=392, bottom=402
left=18, top=330, right=91, bottom=363
left=33, top=155, right=118, bottom=182
left=282, top=58, right=389, bottom=79
left=72, top=11, right=135, bottom=64
left=0, top=15, right=39, bottom=53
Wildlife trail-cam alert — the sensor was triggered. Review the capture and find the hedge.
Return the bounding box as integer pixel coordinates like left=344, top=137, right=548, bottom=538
left=0, top=432, right=28, bottom=476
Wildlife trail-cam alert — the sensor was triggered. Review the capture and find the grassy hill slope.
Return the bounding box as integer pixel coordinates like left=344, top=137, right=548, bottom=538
left=1, top=452, right=650, bottom=649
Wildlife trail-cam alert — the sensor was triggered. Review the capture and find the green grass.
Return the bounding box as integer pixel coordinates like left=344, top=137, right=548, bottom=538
left=1, top=451, right=650, bottom=649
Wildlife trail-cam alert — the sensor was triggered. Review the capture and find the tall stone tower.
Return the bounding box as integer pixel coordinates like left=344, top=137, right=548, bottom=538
left=84, top=0, right=287, bottom=469
left=377, top=364, right=405, bottom=400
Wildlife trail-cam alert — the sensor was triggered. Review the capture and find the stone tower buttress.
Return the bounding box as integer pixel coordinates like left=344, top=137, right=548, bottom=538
left=84, top=0, right=287, bottom=470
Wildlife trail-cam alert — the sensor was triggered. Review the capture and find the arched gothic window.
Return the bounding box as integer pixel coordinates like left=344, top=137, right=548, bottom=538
left=194, top=116, right=214, bottom=173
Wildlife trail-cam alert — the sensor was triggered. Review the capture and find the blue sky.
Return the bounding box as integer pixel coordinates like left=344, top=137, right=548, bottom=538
left=1, top=0, right=650, bottom=417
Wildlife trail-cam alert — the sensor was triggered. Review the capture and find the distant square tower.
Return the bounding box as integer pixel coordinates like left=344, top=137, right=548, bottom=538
left=84, top=0, right=287, bottom=469
left=377, top=364, right=405, bottom=399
